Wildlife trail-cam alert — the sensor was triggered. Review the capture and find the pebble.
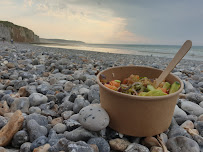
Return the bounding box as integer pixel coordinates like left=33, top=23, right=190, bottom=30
left=30, top=136, right=48, bottom=151
left=58, top=101, right=74, bottom=114
left=53, top=123, right=67, bottom=133
left=27, top=119, right=48, bottom=142
left=20, top=142, right=31, bottom=152
left=73, top=98, right=90, bottom=113
left=68, top=141, right=94, bottom=152
left=61, top=111, right=74, bottom=120
left=179, top=99, right=203, bottom=116
left=0, top=116, right=7, bottom=129
left=195, top=121, right=203, bottom=136
left=181, top=120, right=195, bottom=129
left=109, top=138, right=130, bottom=151
left=168, top=118, right=192, bottom=139
left=51, top=117, right=63, bottom=126
left=186, top=92, right=203, bottom=104
left=29, top=93, right=48, bottom=106
left=28, top=107, right=41, bottom=114
left=78, top=104, right=109, bottom=131
left=64, top=81, right=74, bottom=92
left=12, top=130, right=29, bottom=148
left=25, top=113, right=48, bottom=127
left=64, top=126, right=96, bottom=141
left=183, top=80, right=195, bottom=93
left=88, top=137, right=110, bottom=152
left=166, top=136, right=200, bottom=152
left=125, top=143, right=149, bottom=152
left=0, top=110, right=24, bottom=146
left=32, top=143, right=50, bottom=152
left=63, top=119, right=81, bottom=131
left=10, top=97, right=30, bottom=113
left=142, top=137, right=160, bottom=149
left=48, top=138, right=70, bottom=152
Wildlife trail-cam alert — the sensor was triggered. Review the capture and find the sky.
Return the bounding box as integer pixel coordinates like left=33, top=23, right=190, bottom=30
left=0, top=0, right=203, bottom=45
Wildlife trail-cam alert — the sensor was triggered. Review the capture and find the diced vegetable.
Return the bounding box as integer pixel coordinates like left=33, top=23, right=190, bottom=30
left=169, top=81, right=180, bottom=94
left=163, top=82, right=171, bottom=90
left=141, top=89, right=167, bottom=96
left=101, top=74, right=180, bottom=96
left=147, top=85, right=155, bottom=91
left=104, top=84, right=118, bottom=91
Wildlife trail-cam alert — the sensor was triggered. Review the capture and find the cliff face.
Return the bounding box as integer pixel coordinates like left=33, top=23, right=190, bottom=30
left=0, top=21, right=39, bottom=43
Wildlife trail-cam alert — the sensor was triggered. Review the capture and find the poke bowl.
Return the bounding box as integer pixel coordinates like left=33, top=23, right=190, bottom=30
left=96, top=66, right=183, bottom=137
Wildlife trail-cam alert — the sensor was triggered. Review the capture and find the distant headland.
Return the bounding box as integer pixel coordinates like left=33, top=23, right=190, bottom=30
left=0, top=20, right=85, bottom=45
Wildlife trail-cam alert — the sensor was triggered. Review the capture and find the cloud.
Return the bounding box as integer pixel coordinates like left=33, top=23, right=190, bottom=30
left=13, top=0, right=146, bottom=43
left=1, top=0, right=203, bottom=45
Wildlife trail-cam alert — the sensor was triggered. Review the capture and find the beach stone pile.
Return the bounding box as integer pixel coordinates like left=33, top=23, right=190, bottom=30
left=0, top=42, right=203, bottom=152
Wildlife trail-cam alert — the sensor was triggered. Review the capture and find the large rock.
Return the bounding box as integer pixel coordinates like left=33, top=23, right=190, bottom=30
left=166, top=136, right=200, bottom=152
left=78, top=104, right=109, bottom=131
left=0, top=110, right=24, bottom=146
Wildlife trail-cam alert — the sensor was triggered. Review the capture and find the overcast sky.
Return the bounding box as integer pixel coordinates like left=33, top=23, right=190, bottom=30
left=0, top=0, right=203, bottom=45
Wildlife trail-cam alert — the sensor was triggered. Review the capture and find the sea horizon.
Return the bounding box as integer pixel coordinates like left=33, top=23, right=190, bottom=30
left=35, top=43, right=203, bottom=61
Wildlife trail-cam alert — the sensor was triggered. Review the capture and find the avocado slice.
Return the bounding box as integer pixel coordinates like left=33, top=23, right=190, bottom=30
left=169, top=81, right=180, bottom=94
left=147, top=84, right=155, bottom=91
left=163, top=82, right=171, bottom=90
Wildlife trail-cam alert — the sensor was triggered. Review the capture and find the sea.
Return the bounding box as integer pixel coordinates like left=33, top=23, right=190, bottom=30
left=36, top=43, right=203, bottom=61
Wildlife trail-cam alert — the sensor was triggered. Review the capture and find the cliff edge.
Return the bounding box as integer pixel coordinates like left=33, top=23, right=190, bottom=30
left=0, top=21, right=39, bottom=43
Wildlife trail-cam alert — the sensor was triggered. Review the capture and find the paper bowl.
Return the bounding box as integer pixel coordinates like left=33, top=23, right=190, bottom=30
left=96, top=66, right=183, bottom=137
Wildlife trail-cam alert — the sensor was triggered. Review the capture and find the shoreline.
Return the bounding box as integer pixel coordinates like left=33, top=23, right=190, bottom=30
left=1, top=42, right=202, bottom=67
left=35, top=43, right=203, bottom=62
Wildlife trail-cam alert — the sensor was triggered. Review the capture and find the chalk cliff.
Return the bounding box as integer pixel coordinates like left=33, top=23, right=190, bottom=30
left=0, top=21, right=39, bottom=43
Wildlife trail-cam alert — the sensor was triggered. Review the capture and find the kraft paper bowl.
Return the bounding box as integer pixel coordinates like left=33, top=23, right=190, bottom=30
left=96, top=66, right=183, bottom=137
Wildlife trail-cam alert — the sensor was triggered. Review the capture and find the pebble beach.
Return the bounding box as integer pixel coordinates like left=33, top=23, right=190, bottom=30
left=0, top=42, right=203, bottom=152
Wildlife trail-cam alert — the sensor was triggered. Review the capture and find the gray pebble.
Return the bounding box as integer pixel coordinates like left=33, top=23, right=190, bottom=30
left=78, top=104, right=109, bottom=131
left=125, top=143, right=149, bottom=152
left=28, top=107, right=41, bottom=114
left=20, top=142, right=31, bottom=152
left=67, top=141, right=94, bottom=152
left=27, top=119, right=48, bottom=142
left=0, top=116, right=7, bottom=129
left=29, top=93, right=48, bottom=106
left=179, top=99, right=203, bottom=116
left=53, top=123, right=67, bottom=133
left=12, top=130, right=29, bottom=148
left=64, top=119, right=81, bottom=131
left=166, top=136, right=200, bottom=152
left=87, top=137, right=110, bottom=152
left=61, top=111, right=74, bottom=120
left=64, top=126, right=96, bottom=141
left=30, top=136, right=48, bottom=151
